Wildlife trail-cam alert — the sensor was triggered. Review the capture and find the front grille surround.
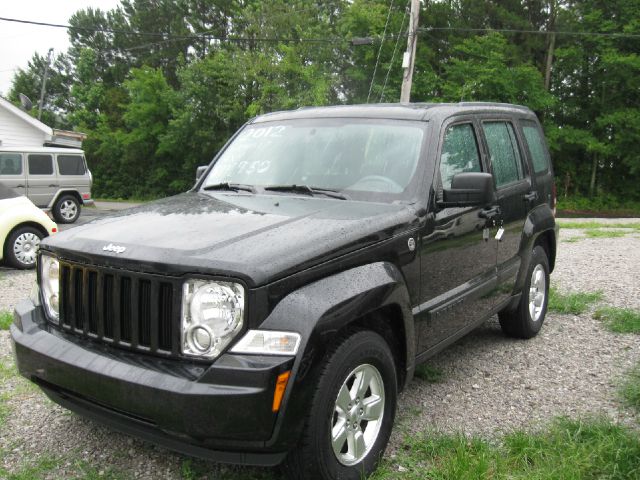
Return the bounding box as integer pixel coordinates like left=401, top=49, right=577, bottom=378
left=54, top=260, right=182, bottom=358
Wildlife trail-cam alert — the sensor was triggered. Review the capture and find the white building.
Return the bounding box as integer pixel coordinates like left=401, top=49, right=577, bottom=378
left=0, top=96, right=85, bottom=149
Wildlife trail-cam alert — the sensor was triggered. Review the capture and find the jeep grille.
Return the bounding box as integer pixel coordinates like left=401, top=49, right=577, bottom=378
left=55, top=261, right=181, bottom=357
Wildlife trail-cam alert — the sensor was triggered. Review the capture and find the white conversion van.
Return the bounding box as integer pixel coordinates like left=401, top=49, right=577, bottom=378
left=0, top=147, right=93, bottom=223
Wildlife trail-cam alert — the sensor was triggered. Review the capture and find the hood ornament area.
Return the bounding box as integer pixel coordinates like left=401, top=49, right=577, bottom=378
left=103, top=243, right=126, bottom=254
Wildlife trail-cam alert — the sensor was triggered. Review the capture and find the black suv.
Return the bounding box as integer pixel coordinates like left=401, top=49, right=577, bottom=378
left=11, top=103, right=558, bottom=480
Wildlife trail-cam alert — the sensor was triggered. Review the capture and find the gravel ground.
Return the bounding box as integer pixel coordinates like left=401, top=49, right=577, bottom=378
left=1, top=221, right=639, bottom=478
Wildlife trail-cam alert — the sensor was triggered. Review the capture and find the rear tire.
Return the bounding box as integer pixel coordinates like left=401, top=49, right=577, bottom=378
left=283, top=330, right=397, bottom=480
left=4, top=226, right=43, bottom=269
left=499, top=245, right=550, bottom=339
left=53, top=195, right=80, bottom=223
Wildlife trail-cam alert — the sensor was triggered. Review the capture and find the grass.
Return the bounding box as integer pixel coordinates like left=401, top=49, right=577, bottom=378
left=372, top=417, right=640, bottom=479
left=620, top=365, right=640, bottom=414
left=180, top=459, right=275, bottom=480
left=414, top=364, right=445, bottom=383
left=558, top=221, right=640, bottom=230
left=594, top=307, right=640, bottom=334
left=584, top=229, right=627, bottom=238
left=0, top=311, right=12, bottom=330
left=548, top=288, right=603, bottom=315
left=0, top=453, right=126, bottom=480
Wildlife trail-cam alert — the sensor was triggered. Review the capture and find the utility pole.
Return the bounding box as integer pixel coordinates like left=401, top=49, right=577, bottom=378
left=38, top=48, right=54, bottom=121
left=400, top=0, right=420, bottom=103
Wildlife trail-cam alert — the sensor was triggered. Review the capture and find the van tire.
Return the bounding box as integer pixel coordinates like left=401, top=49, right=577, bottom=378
left=53, top=195, right=80, bottom=223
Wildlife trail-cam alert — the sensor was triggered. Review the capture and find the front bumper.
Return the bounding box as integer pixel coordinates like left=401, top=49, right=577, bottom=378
left=10, top=300, right=294, bottom=466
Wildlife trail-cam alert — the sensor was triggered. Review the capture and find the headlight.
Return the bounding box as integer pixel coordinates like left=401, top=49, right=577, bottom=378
left=40, top=253, right=60, bottom=322
left=181, top=279, right=244, bottom=359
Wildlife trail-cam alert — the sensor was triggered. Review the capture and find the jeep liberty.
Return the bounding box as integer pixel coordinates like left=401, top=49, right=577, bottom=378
left=11, top=103, right=558, bottom=480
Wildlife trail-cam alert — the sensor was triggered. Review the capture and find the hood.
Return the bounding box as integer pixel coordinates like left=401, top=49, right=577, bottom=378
left=43, top=192, right=418, bottom=286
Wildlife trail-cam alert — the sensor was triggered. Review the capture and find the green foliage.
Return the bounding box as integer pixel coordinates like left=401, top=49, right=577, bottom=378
left=620, top=364, right=640, bottom=413
left=7, top=0, right=640, bottom=201
left=0, top=311, right=12, bottom=330
left=594, top=307, right=640, bottom=334
left=371, top=417, right=640, bottom=480
left=557, top=195, right=640, bottom=214
left=414, top=364, right=445, bottom=383
left=440, top=33, right=553, bottom=110
left=548, top=288, right=603, bottom=315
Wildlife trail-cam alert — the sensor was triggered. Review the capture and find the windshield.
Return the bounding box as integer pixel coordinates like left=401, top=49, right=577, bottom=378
left=201, top=119, right=426, bottom=201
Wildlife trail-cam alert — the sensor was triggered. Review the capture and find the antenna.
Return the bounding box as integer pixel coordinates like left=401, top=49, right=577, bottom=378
left=19, top=93, right=33, bottom=111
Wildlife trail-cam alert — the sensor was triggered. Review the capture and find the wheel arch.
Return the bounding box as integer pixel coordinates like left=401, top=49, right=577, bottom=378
left=50, top=190, right=84, bottom=208
left=258, top=261, right=415, bottom=451
left=2, top=221, right=48, bottom=265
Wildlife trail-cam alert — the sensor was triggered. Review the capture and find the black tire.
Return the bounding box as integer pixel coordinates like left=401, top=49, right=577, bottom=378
left=499, top=245, right=550, bottom=339
left=4, top=226, right=43, bottom=269
left=283, top=330, right=397, bottom=480
left=53, top=194, right=81, bottom=223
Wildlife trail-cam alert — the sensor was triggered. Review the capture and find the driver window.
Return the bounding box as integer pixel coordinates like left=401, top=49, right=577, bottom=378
left=439, top=123, right=481, bottom=189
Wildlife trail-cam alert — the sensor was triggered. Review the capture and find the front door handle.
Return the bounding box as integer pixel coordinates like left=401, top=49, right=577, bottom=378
left=523, top=191, right=538, bottom=202
left=16, top=184, right=25, bottom=188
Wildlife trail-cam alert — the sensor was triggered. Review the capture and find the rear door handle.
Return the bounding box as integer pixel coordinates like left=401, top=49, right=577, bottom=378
left=523, top=191, right=538, bottom=202
left=48, top=184, right=59, bottom=188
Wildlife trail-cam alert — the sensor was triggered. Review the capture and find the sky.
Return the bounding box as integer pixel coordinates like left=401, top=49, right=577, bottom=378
left=0, top=0, right=122, bottom=96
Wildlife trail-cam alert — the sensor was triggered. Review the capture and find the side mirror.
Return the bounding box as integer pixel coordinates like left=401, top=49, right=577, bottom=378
left=196, top=165, right=208, bottom=181
left=439, top=172, right=495, bottom=207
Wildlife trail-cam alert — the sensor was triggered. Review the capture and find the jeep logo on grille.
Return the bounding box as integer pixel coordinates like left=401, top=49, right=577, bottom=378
left=103, top=243, right=126, bottom=254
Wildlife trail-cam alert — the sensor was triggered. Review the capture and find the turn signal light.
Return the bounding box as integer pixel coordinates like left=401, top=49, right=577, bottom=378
left=272, top=371, right=291, bottom=412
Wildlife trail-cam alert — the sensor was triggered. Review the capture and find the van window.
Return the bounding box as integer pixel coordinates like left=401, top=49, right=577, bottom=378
left=58, top=155, right=86, bottom=175
left=0, top=153, right=22, bottom=175
left=521, top=122, right=550, bottom=173
left=28, top=154, right=54, bottom=175
left=482, top=121, right=524, bottom=187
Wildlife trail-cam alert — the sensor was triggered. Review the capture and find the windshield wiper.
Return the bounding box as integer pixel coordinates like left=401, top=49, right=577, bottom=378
left=203, top=182, right=255, bottom=193
left=264, top=184, right=348, bottom=200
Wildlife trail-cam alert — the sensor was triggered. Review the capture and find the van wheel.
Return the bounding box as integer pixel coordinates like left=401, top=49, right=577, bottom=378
left=5, top=226, right=42, bottom=269
left=283, top=331, right=397, bottom=480
left=499, top=245, right=550, bottom=339
left=53, top=195, right=80, bottom=223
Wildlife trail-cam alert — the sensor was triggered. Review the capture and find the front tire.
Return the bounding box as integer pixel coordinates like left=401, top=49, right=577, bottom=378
left=53, top=195, right=80, bottom=223
left=5, top=226, right=43, bottom=269
left=284, top=330, right=397, bottom=480
left=499, top=245, right=550, bottom=338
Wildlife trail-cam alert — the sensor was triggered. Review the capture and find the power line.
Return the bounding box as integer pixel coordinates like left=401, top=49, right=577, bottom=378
left=419, top=26, right=640, bottom=39
left=379, top=0, right=409, bottom=102
left=0, top=16, right=338, bottom=44
left=367, top=0, right=395, bottom=103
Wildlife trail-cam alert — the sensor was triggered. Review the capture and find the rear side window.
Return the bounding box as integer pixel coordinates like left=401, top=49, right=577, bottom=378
left=28, top=154, right=54, bottom=175
left=57, top=155, right=86, bottom=175
left=439, top=123, right=482, bottom=189
left=482, top=121, right=524, bottom=187
left=0, top=153, right=23, bottom=175
left=521, top=122, right=550, bottom=173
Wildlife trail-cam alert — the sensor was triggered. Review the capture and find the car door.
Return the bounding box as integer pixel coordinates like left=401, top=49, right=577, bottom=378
left=479, top=118, right=531, bottom=308
left=0, top=152, right=26, bottom=195
left=417, top=117, right=498, bottom=353
left=26, top=153, right=58, bottom=207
